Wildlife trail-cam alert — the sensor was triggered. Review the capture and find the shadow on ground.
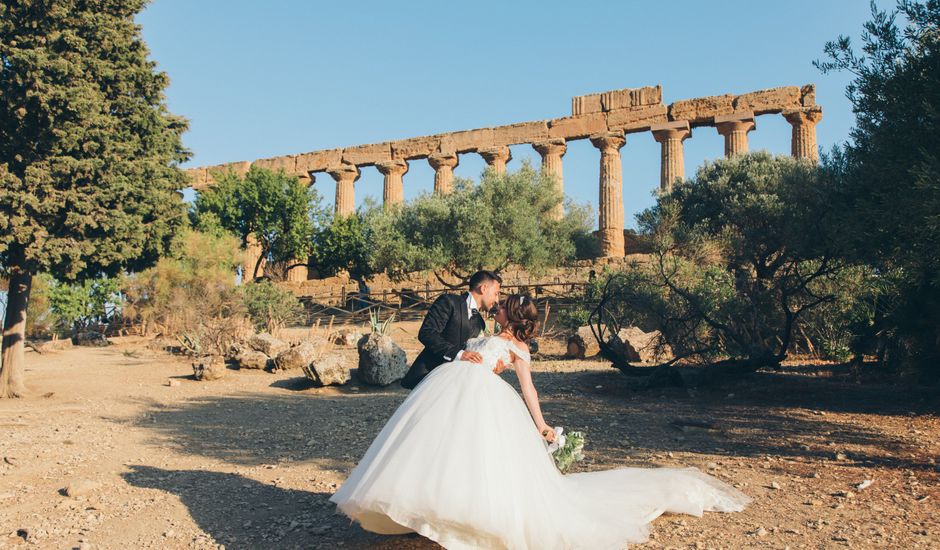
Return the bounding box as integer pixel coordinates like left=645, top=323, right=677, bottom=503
left=122, top=466, right=436, bottom=550
left=126, top=366, right=937, bottom=475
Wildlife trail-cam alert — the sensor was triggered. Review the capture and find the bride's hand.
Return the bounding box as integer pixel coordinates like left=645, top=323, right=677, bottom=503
left=539, top=425, right=556, bottom=443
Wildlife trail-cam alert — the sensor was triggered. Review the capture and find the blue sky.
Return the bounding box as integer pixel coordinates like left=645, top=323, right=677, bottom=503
left=138, top=0, right=891, bottom=229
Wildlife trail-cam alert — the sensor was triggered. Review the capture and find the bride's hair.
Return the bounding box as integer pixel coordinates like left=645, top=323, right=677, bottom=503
left=503, top=294, right=539, bottom=342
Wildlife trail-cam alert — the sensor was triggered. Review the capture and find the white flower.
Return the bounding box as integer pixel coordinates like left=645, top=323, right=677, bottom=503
left=545, top=426, right=566, bottom=454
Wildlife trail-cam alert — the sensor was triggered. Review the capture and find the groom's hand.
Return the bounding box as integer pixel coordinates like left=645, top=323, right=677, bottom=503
left=462, top=351, right=483, bottom=363
left=493, top=359, right=509, bottom=374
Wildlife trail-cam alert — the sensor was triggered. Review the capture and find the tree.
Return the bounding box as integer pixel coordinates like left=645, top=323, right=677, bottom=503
left=0, top=1, right=189, bottom=397
left=121, top=228, right=250, bottom=355
left=311, top=211, right=371, bottom=281
left=592, top=153, right=854, bottom=385
left=366, top=163, right=595, bottom=284
left=816, top=0, right=940, bottom=381
left=192, top=166, right=325, bottom=281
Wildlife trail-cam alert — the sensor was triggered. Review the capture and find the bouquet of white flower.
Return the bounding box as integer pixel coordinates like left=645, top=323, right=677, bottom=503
left=545, top=427, right=585, bottom=472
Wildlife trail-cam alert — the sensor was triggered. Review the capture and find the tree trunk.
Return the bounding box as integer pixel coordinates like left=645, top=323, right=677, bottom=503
left=1, top=267, right=32, bottom=398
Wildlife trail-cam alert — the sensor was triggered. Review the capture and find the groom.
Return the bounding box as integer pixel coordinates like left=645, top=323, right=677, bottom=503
left=400, top=270, right=502, bottom=389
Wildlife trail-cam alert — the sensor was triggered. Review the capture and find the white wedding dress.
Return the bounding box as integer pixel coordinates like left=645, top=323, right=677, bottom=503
left=330, top=336, right=750, bottom=549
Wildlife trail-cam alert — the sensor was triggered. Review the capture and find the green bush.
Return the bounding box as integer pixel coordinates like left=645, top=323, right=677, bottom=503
left=242, top=279, right=303, bottom=332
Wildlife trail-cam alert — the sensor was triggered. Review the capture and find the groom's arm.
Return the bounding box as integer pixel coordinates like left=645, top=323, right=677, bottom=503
left=418, top=295, right=464, bottom=362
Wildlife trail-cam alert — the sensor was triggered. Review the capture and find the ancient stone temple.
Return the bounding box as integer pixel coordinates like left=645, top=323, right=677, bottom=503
left=186, top=84, right=821, bottom=278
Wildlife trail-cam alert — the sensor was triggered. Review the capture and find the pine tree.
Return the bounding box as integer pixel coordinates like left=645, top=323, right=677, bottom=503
left=0, top=0, right=189, bottom=397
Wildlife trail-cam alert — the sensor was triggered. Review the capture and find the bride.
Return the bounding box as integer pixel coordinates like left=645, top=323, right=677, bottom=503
left=330, top=294, right=750, bottom=549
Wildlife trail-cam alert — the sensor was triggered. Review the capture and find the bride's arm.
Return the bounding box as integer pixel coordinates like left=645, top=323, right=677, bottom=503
left=511, top=352, right=553, bottom=439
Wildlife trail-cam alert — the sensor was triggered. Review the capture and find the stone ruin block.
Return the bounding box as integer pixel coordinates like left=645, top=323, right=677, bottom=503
left=668, top=94, right=734, bottom=125
left=439, top=127, right=495, bottom=153
left=600, top=85, right=662, bottom=111
left=252, top=154, right=296, bottom=174
left=296, top=148, right=343, bottom=174
left=571, top=93, right=603, bottom=116
left=548, top=112, right=608, bottom=140
left=732, top=86, right=801, bottom=115
left=572, top=85, right=662, bottom=116
left=801, top=84, right=816, bottom=107
left=205, top=160, right=251, bottom=185
left=342, top=142, right=392, bottom=166
left=185, top=167, right=208, bottom=188
left=491, top=121, right=550, bottom=147
left=391, top=136, right=441, bottom=159
left=606, top=104, right=668, bottom=133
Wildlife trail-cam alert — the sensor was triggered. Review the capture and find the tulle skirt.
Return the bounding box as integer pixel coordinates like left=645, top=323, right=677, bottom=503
left=330, top=360, right=750, bottom=549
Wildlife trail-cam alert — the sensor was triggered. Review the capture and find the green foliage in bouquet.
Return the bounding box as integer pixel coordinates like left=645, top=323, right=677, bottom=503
left=552, top=431, right=585, bottom=472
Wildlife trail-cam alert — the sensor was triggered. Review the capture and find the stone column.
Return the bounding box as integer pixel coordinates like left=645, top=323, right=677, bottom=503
left=243, top=234, right=265, bottom=282
left=327, top=163, right=360, bottom=216
left=286, top=172, right=314, bottom=282
left=533, top=139, right=567, bottom=219
left=783, top=106, right=823, bottom=162
left=286, top=261, right=308, bottom=282
left=428, top=152, right=459, bottom=195
left=479, top=146, right=512, bottom=174
left=650, top=121, right=691, bottom=193
left=376, top=159, right=408, bottom=207
left=589, top=132, right=627, bottom=258
left=715, top=112, right=756, bottom=157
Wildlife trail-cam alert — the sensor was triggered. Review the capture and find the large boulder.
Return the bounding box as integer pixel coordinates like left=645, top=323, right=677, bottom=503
left=302, top=353, right=350, bottom=386
left=356, top=333, right=407, bottom=386
left=73, top=331, right=109, bottom=347
left=237, top=348, right=272, bottom=370
left=565, top=326, right=601, bottom=359
left=608, top=326, right=673, bottom=364
left=248, top=333, right=289, bottom=358
left=192, top=355, right=226, bottom=381
left=274, top=339, right=325, bottom=371
left=31, top=338, right=74, bottom=353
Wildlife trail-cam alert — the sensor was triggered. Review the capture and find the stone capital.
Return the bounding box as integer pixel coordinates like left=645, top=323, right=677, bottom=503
left=783, top=106, right=823, bottom=126
left=428, top=152, right=459, bottom=170
left=479, top=146, right=512, bottom=164
left=376, top=159, right=409, bottom=177
left=714, top=112, right=756, bottom=136
left=326, top=162, right=361, bottom=182
left=651, top=120, right=691, bottom=143
left=532, top=139, right=567, bottom=157
left=589, top=131, right=626, bottom=152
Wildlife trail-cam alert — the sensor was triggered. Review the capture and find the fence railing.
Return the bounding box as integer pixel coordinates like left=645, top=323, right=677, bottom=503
left=299, top=281, right=589, bottom=325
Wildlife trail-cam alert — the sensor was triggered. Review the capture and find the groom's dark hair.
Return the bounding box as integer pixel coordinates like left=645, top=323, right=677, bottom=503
left=468, top=270, right=502, bottom=292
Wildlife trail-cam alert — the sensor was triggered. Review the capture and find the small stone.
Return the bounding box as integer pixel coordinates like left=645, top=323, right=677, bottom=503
left=165, top=379, right=180, bottom=387
left=64, top=480, right=101, bottom=497
left=769, top=481, right=781, bottom=490
left=164, top=529, right=175, bottom=538
left=834, top=452, right=847, bottom=461
left=753, top=527, right=768, bottom=537
left=855, top=480, right=872, bottom=490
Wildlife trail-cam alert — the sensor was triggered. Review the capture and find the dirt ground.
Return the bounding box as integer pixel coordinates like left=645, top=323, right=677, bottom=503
left=1, top=320, right=938, bottom=550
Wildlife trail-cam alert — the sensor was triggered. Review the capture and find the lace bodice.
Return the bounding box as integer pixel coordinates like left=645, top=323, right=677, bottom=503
left=464, top=335, right=530, bottom=369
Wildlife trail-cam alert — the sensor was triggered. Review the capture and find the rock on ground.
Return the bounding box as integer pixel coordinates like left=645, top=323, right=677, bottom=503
left=356, top=333, right=407, bottom=386
left=566, top=326, right=601, bottom=359
left=249, top=333, right=289, bottom=358
left=237, top=348, right=272, bottom=370
left=274, top=340, right=325, bottom=371
left=302, top=353, right=351, bottom=386
left=192, top=355, right=226, bottom=381
left=608, top=326, right=673, bottom=363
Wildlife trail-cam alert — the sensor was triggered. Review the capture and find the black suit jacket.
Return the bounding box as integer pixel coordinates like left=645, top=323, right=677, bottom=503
left=400, top=292, right=485, bottom=389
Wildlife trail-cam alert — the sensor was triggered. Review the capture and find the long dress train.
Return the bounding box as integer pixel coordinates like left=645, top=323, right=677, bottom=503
left=330, top=336, right=750, bottom=549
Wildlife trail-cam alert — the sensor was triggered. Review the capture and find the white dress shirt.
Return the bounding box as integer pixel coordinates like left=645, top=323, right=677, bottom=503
left=452, top=293, right=479, bottom=361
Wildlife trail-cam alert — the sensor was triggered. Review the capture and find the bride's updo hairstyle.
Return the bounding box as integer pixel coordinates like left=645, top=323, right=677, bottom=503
left=503, top=294, right=539, bottom=342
